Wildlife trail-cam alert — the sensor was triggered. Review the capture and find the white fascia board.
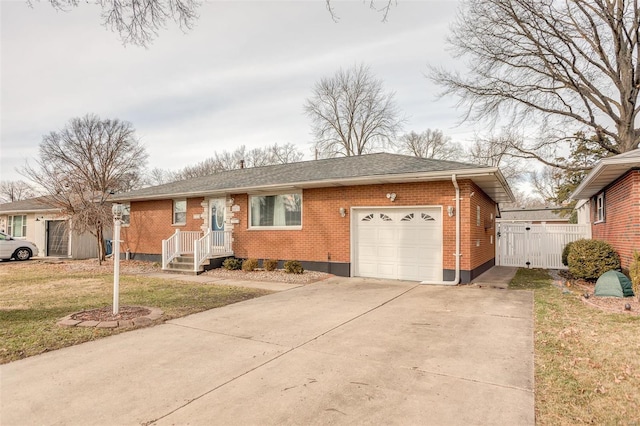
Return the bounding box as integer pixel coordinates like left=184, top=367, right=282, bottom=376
left=118, top=168, right=510, bottom=202
left=572, top=155, right=640, bottom=199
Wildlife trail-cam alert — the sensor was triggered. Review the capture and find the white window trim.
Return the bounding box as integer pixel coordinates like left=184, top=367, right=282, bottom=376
left=248, top=191, right=303, bottom=230
left=594, top=193, right=605, bottom=223
left=8, top=214, right=27, bottom=238
left=173, top=199, right=187, bottom=226
left=121, top=203, right=131, bottom=227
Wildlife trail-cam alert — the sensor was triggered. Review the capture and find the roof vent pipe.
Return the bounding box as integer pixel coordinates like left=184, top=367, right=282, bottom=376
left=240, top=159, right=245, bottom=169
left=421, top=174, right=461, bottom=286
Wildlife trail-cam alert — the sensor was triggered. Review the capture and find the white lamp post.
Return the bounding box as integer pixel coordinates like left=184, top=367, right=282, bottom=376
left=111, top=203, right=123, bottom=315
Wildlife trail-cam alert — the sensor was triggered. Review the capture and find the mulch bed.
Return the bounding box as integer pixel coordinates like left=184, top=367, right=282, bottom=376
left=557, top=271, right=640, bottom=316
left=71, top=306, right=151, bottom=322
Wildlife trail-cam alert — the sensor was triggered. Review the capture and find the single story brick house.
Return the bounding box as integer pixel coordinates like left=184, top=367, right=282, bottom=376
left=0, top=196, right=107, bottom=259
left=112, top=153, right=514, bottom=283
left=572, top=149, right=640, bottom=269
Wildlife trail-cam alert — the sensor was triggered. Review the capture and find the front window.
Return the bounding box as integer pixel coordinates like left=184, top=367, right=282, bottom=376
left=173, top=200, right=187, bottom=225
left=8, top=215, right=27, bottom=238
left=595, top=193, right=605, bottom=222
left=250, top=193, right=302, bottom=228
left=121, top=203, right=131, bottom=226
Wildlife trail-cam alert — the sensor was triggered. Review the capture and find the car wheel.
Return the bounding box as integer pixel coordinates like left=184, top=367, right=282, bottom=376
left=14, top=248, right=32, bottom=261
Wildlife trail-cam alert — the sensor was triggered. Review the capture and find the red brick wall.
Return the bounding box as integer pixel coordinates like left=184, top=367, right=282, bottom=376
left=231, top=180, right=495, bottom=271
left=122, top=181, right=498, bottom=272
left=121, top=197, right=205, bottom=254
left=462, top=181, right=497, bottom=270
left=591, top=170, right=640, bottom=269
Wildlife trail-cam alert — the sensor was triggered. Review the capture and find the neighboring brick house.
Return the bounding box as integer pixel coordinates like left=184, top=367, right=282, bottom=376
left=572, top=149, right=640, bottom=269
left=112, top=153, right=514, bottom=283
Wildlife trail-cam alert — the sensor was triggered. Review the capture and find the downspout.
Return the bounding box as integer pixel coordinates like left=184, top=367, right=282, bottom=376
left=421, top=174, right=461, bottom=286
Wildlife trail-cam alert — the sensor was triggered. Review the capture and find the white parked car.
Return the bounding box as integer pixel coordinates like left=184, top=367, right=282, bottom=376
left=0, top=231, right=38, bottom=261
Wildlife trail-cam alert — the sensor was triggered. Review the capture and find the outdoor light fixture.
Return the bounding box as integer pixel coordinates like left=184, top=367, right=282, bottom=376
left=112, top=203, right=123, bottom=220
left=447, top=206, right=455, bottom=217
left=386, top=193, right=397, bottom=202
left=339, top=207, right=346, bottom=217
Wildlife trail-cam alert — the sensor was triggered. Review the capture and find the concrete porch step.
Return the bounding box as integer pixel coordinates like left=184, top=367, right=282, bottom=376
left=163, top=253, right=234, bottom=276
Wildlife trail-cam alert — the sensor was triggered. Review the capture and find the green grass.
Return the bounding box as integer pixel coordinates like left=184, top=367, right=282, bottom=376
left=0, top=264, right=271, bottom=364
left=510, top=268, right=640, bottom=425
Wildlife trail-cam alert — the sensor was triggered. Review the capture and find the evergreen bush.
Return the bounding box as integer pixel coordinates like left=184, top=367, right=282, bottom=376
left=242, top=258, right=259, bottom=272
left=284, top=260, right=304, bottom=274
left=567, top=239, right=620, bottom=280
left=629, top=250, right=640, bottom=301
left=263, top=259, right=278, bottom=271
left=561, top=241, right=574, bottom=267
left=222, top=257, right=242, bottom=270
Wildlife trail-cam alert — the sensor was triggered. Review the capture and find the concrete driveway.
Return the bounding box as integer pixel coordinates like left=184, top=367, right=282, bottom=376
left=0, top=277, right=534, bottom=425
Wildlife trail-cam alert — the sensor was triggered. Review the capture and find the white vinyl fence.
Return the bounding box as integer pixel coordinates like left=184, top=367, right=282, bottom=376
left=496, top=223, right=590, bottom=269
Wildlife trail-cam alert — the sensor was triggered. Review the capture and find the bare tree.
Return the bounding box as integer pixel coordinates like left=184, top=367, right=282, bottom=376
left=466, top=131, right=527, bottom=183
left=325, top=0, right=397, bottom=22
left=36, top=0, right=199, bottom=46
left=268, top=143, right=304, bottom=164
left=304, top=64, right=404, bottom=158
left=0, top=181, right=37, bottom=203
left=431, top=0, right=640, bottom=167
left=164, top=143, right=304, bottom=182
left=22, top=114, right=148, bottom=262
left=395, top=129, right=462, bottom=161
left=144, top=167, right=176, bottom=186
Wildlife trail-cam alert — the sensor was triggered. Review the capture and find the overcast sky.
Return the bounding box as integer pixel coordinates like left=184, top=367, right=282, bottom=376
left=1, top=0, right=479, bottom=183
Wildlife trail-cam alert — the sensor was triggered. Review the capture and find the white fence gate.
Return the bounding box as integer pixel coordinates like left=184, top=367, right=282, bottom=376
left=496, top=223, right=590, bottom=269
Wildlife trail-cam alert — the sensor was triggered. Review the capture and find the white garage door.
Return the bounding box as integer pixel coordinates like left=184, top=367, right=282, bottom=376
left=354, top=207, right=443, bottom=281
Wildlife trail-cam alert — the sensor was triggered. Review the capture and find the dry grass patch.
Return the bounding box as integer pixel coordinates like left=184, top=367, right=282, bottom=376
left=0, top=261, right=271, bottom=364
left=510, top=268, right=640, bottom=425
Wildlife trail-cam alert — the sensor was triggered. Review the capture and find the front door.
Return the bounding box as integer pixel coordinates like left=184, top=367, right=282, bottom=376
left=209, top=198, right=226, bottom=232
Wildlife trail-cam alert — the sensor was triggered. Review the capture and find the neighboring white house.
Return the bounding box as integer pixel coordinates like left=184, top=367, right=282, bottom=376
left=574, top=199, right=592, bottom=236
left=0, top=196, right=111, bottom=259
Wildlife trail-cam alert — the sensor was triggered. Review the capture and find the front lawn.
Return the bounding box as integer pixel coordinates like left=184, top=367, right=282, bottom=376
left=0, top=261, right=271, bottom=364
left=511, top=268, right=640, bottom=425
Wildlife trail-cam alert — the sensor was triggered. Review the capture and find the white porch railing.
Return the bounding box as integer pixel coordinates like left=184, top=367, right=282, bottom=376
left=194, top=230, right=233, bottom=272
left=161, top=229, right=203, bottom=269
left=163, top=229, right=232, bottom=272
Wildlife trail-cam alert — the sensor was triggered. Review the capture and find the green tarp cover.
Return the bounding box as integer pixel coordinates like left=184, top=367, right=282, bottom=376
left=594, top=270, right=635, bottom=298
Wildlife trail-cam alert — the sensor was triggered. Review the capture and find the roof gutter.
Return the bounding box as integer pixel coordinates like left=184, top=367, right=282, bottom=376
left=421, top=174, right=460, bottom=286
left=113, top=167, right=509, bottom=203
left=571, top=153, right=640, bottom=199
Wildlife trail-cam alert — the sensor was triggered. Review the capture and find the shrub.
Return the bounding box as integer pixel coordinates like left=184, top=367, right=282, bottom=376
left=242, top=258, right=259, bottom=272
left=630, top=250, right=640, bottom=300
left=567, top=239, right=620, bottom=281
left=222, top=257, right=242, bottom=270
left=284, top=260, right=304, bottom=274
left=263, top=259, right=278, bottom=272
left=561, top=241, right=574, bottom=267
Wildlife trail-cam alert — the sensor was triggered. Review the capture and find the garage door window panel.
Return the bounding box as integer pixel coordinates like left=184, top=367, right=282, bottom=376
left=354, top=208, right=443, bottom=281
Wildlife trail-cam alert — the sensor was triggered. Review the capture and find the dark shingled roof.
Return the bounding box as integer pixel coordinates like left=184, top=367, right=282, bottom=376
left=112, top=152, right=514, bottom=202
left=0, top=196, right=60, bottom=214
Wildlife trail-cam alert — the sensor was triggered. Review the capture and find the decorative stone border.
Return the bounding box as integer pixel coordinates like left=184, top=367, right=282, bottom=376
left=57, top=307, right=163, bottom=329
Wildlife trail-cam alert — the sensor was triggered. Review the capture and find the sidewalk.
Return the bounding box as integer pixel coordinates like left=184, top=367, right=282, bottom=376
left=471, top=266, right=519, bottom=289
